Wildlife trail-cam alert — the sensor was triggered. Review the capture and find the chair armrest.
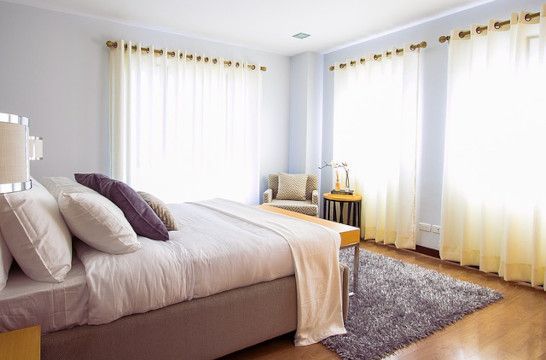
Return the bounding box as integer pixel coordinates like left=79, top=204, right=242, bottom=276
left=312, top=190, right=319, bottom=205
left=263, top=189, right=273, bottom=204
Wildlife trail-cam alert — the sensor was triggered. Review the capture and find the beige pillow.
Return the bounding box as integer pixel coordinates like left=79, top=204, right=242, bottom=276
left=138, top=192, right=178, bottom=231
left=0, top=179, right=72, bottom=283
left=43, top=177, right=141, bottom=255
left=276, top=173, right=308, bottom=201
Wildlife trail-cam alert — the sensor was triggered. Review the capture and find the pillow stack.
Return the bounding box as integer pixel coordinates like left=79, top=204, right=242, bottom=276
left=43, top=177, right=142, bottom=255
left=0, top=174, right=178, bottom=290
left=74, top=174, right=169, bottom=240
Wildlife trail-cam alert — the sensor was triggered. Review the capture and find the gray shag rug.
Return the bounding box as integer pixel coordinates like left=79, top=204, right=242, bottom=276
left=322, top=248, right=503, bottom=360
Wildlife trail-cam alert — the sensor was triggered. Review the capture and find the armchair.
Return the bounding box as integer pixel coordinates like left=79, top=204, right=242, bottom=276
left=263, top=174, right=319, bottom=216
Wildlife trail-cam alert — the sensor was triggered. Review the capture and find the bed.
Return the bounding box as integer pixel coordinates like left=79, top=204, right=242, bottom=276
left=0, top=199, right=350, bottom=359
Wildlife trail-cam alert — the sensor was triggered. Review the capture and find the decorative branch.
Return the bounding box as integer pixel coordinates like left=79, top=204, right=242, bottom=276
left=318, top=160, right=351, bottom=190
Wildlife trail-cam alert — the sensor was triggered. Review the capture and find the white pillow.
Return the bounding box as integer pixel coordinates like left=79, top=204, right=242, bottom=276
left=44, top=177, right=141, bottom=255
left=43, top=176, right=89, bottom=199
left=0, top=230, right=12, bottom=290
left=0, top=179, right=72, bottom=283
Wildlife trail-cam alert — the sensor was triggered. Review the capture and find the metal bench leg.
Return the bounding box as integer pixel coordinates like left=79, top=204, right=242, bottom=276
left=353, top=244, right=360, bottom=294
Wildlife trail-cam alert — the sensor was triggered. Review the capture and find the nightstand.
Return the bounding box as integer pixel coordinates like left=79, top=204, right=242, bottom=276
left=0, top=325, right=41, bottom=360
left=323, top=193, right=362, bottom=228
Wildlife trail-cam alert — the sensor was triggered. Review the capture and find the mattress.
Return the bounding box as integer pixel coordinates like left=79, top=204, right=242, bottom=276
left=0, top=258, right=88, bottom=333
left=76, top=201, right=295, bottom=325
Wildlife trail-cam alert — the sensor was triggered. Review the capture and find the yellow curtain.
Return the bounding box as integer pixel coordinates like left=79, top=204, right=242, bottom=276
left=333, top=47, right=421, bottom=249
left=441, top=8, right=546, bottom=288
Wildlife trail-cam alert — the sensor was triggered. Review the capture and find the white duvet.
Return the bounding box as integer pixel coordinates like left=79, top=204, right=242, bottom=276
left=76, top=199, right=345, bottom=345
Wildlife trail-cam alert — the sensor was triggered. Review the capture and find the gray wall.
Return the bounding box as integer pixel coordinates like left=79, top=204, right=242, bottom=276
left=320, top=0, right=543, bottom=249
left=0, top=1, right=291, bottom=203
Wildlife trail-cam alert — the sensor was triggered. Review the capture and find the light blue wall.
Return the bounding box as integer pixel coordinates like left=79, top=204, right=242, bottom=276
left=319, top=0, right=544, bottom=248
left=0, top=1, right=291, bottom=204
left=288, top=52, right=323, bottom=176
left=289, top=54, right=309, bottom=173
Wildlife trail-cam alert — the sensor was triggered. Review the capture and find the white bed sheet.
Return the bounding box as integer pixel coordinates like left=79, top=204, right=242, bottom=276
left=0, top=258, right=88, bottom=333
left=76, top=201, right=296, bottom=325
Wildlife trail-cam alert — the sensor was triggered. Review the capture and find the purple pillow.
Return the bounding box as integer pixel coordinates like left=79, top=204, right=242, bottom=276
left=74, top=173, right=110, bottom=193
left=75, top=173, right=169, bottom=241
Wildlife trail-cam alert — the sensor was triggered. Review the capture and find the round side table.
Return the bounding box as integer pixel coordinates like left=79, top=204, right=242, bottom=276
left=322, top=193, right=362, bottom=228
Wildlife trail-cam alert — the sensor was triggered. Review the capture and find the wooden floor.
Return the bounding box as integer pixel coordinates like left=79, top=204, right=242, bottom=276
left=225, top=241, right=546, bottom=360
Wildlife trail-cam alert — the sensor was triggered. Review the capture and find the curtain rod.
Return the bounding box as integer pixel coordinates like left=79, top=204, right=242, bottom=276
left=328, top=41, right=427, bottom=72
left=439, top=11, right=541, bottom=43
left=105, top=41, right=267, bottom=72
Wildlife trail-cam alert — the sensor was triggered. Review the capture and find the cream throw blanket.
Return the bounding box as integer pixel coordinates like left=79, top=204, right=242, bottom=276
left=194, top=199, right=346, bottom=345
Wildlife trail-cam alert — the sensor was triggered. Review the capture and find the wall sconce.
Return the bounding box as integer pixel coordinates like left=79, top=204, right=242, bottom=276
left=28, top=136, right=44, bottom=161
left=0, top=112, right=44, bottom=194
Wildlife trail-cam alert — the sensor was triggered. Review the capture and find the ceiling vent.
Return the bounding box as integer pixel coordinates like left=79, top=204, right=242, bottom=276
left=292, top=32, right=311, bottom=39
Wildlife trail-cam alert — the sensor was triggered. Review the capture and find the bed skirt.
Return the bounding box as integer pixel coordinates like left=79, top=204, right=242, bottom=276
left=42, top=264, right=349, bottom=360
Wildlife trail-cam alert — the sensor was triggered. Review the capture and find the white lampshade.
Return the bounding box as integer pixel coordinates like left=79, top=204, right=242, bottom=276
left=0, top=112, right=31, bottom=194
left=28, top=136, right=44, bottom=161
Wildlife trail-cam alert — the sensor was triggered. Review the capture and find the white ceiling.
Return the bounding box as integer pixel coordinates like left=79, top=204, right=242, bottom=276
left=7, top=0, right=491, bottom=55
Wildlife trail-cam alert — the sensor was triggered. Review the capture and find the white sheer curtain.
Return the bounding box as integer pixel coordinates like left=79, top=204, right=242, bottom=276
left=333, top=47, right=421, bottom=249
left=109, top=41, right=262, bottom=204
left=441, top=8, right=546, bottom=288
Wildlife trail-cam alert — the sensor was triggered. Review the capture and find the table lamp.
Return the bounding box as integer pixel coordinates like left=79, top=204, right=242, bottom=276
left=0, top=112, right=44, bottom=194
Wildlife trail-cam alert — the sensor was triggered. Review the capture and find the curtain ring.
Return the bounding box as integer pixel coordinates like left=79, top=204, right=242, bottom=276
left=494, top=22, right=501, bottom=29
left=458, top=31, right=466, bottom=38
left=525, top=13, right=532, bottom=22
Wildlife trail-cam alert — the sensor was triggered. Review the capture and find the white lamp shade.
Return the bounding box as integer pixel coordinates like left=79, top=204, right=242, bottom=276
left=0, top=113, right=31, bottom=193
left=29, top=136, right=44, bottom=161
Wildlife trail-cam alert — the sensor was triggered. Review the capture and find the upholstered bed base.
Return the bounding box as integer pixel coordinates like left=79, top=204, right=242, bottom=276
left=42, top=264, right=349, bottom=360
